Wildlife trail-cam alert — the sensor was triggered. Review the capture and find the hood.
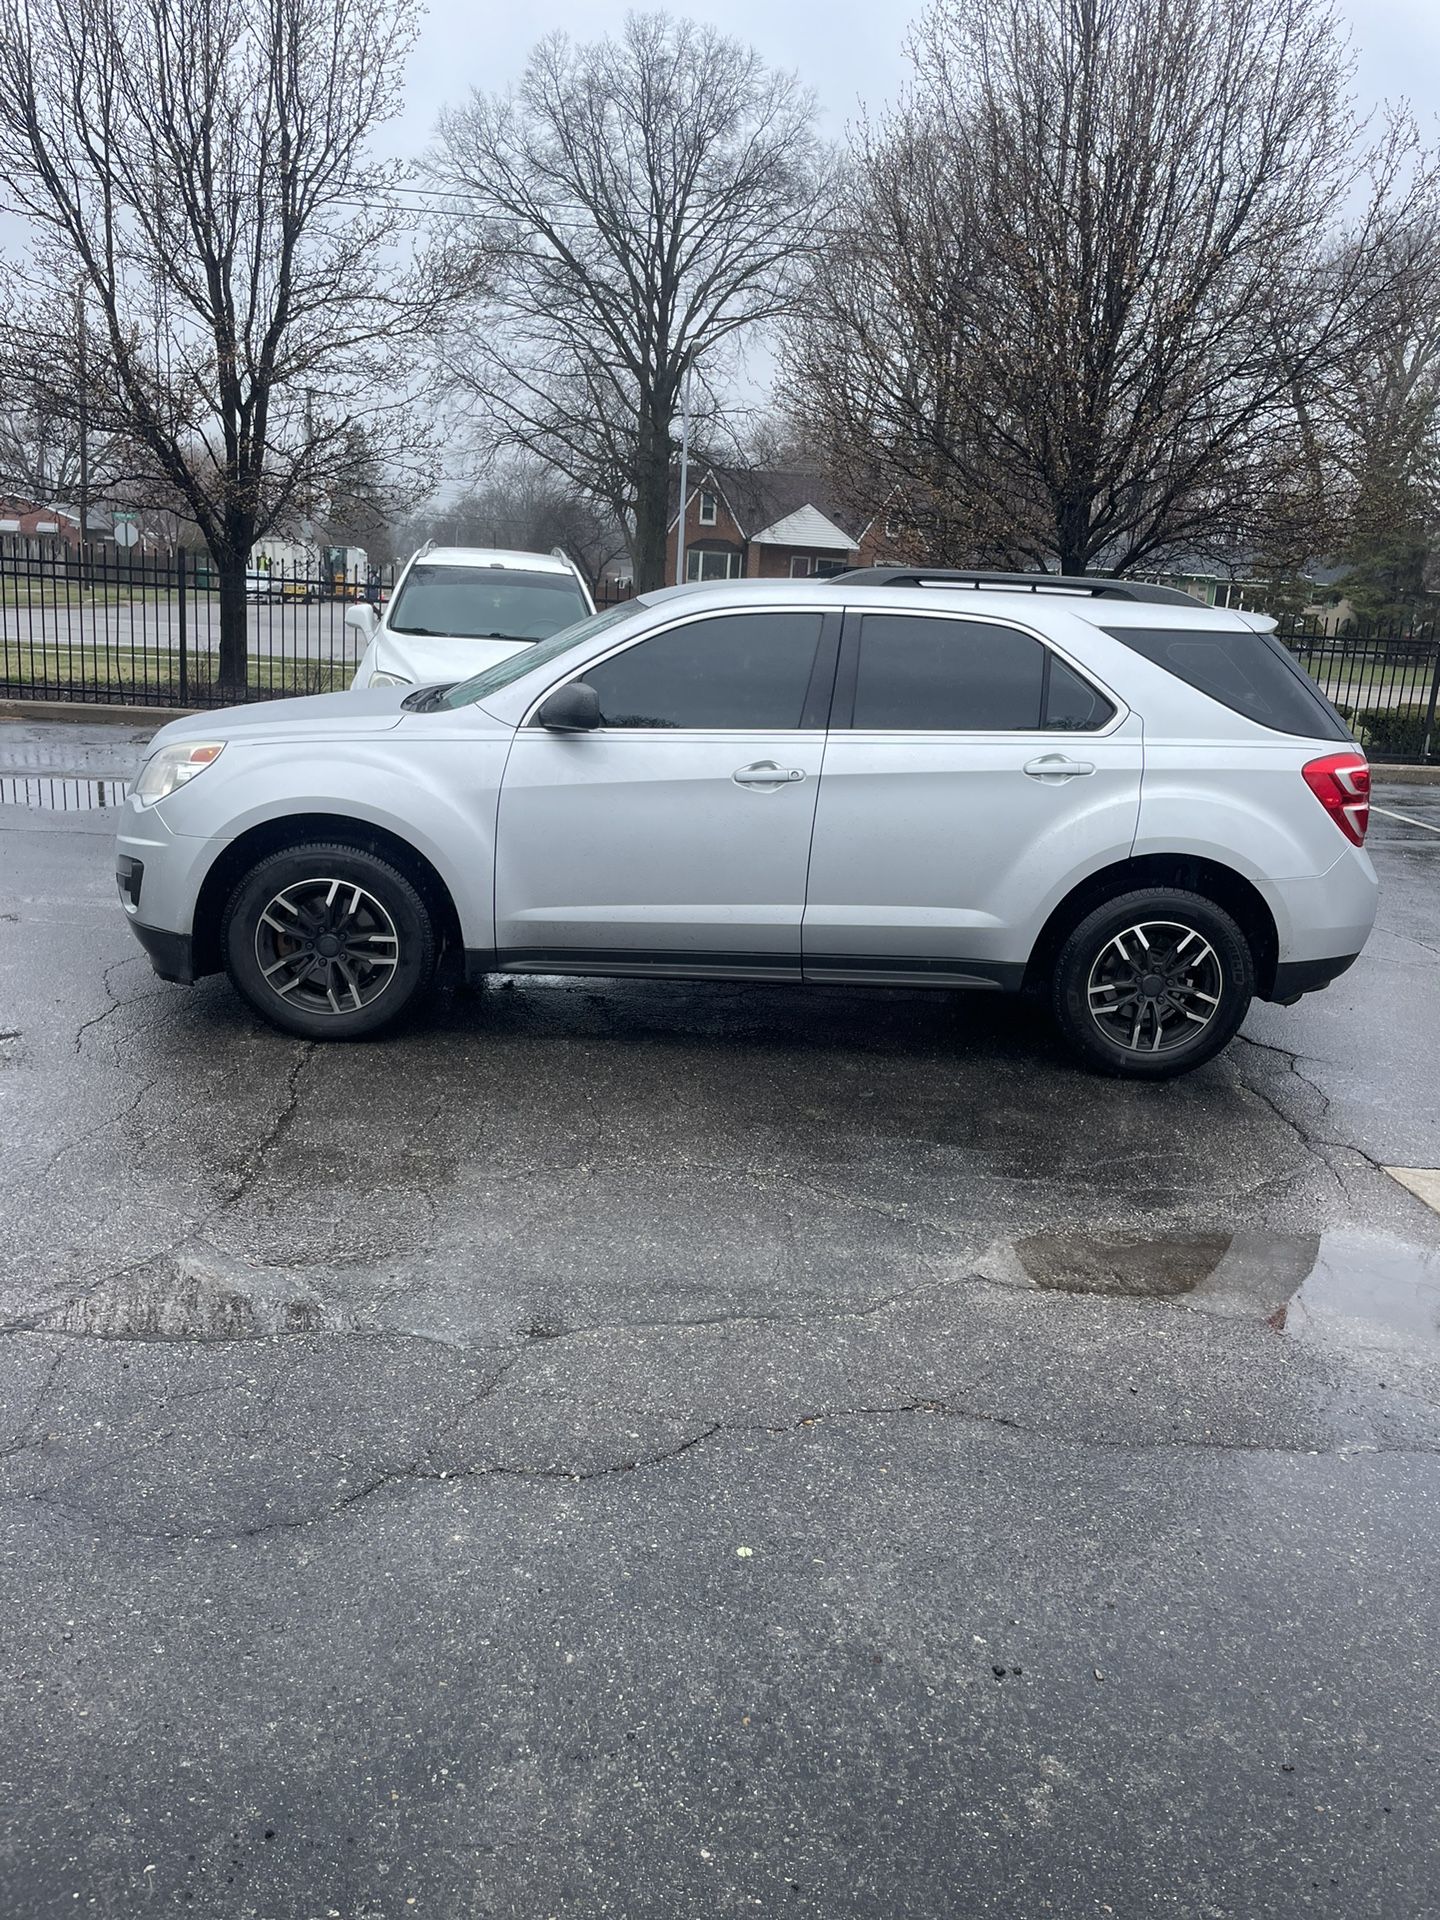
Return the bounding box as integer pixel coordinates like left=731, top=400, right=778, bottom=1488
left=372, top=630, right=533, bottom=687
left=146, top=687, right=411, bottom=753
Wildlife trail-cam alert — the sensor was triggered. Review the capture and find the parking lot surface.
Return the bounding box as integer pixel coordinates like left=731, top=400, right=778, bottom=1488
left=2, top=719, right=1439, bottom=1917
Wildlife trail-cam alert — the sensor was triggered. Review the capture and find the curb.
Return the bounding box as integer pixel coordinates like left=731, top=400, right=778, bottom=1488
left=0, top=697, right=194, bottom=728
left=1373, top=764, right=1440, bottom=786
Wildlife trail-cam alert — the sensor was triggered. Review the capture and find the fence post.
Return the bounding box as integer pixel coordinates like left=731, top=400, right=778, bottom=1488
left=1421, top=639, right=1440, bottom=767
left=176, top=547, right=188, bottom=707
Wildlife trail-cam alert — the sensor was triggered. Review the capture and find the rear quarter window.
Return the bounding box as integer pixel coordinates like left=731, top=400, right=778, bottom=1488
left=1100, top=625, right=1350, bottom=740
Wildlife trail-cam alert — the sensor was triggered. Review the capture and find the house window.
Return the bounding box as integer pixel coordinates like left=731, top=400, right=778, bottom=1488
left=884, top=512, right=901, bottom=541
left=789, top=555, right=812, bottom=577
left=686, top=547, right=739, bottom=582
left=698, top=490, right=717, bottom=526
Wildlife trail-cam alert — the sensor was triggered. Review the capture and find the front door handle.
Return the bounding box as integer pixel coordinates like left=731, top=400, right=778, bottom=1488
left=733, top=761, right=804, bottom=789
left=1024, top=754, right=1095, bottom=781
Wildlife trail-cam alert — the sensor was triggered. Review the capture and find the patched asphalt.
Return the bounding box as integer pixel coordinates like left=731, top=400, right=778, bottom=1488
left=2, top=719, right=1439, bottom=1917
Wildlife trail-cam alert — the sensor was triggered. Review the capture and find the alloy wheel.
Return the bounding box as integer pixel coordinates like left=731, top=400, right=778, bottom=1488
left=252, top=877, right=400, bottom=1016
left=1085, top=919, right=1224, bottom=1055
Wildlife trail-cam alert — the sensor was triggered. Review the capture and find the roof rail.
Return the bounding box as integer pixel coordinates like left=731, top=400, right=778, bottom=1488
left=829, top=566, right=1197, bottom=607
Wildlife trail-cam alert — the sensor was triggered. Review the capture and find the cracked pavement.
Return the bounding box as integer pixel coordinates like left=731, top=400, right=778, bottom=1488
left=2, top=721, right=1440, bottom=1918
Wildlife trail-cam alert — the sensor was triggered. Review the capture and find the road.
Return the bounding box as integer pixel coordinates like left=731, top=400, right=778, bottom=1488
left=2, top=717, right=1439, bottom=1918
left=1, top=594, right=366, bottom=666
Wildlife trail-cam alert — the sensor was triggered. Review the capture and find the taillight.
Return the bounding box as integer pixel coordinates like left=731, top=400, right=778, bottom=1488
left=1302, top=751, right=1370, bottom=846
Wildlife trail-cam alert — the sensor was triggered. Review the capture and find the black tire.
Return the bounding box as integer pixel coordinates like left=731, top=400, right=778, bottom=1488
left=1050, top=888, right=1254, bottom=1079
left=221, top=840, right=437, bottom=1040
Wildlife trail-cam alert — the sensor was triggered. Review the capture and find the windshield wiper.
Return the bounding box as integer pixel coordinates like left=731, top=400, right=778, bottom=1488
left=390, top=626, right=538, bottom=642
left=400, top=683, right=457, bottom=713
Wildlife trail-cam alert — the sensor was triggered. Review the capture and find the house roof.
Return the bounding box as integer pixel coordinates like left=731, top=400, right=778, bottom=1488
left=0, top=498, right=120, bottom=538
left=749, top=503, right=859, bottom=552
left=669, top=465, right=866, bottom=546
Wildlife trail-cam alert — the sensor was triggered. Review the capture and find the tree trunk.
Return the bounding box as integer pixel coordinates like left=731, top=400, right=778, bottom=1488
left=630, top=414, right=673, bottom=592
left=1055, top=502, right=1092, bottom=577
left=215, top=555, right=249, bottom=695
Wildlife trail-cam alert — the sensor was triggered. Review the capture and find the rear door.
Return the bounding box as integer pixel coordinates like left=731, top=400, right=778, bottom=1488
left=494, top=607, right=838, bottom=974
left=802, top=608, right=1143, bottom=983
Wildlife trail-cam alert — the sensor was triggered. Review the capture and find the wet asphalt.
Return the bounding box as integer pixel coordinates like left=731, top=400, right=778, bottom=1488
left=1, top=718, right=1439, bottom=1919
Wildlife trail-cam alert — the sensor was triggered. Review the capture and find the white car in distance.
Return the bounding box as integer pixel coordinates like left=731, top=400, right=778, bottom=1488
left=347, top=547, right=596, bottom=691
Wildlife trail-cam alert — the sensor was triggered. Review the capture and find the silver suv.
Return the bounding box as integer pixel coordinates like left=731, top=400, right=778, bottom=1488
left=115, top=570, right=1376, bottom=1078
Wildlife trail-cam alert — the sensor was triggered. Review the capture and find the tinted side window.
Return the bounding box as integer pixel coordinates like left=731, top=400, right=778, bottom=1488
left=1100, top=625, right=1349, bottom=739
left=584, top=612, right=823, bottom=729
left=1044, top=655, right=1115, bottom=731
left=853, top=615, right=1046, bottom=729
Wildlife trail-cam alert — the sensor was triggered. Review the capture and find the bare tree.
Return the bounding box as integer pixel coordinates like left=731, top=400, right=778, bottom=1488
left=429, top=13, right=831, bottom=591
left=0, top=0, right=436, bottom=685
left=1324, top=190, right=1440, bottom=610
left=393, top=455, right=629, bottom=589
left=787, top=0, right=1409, bottom=578
left=1, top=381, right=97, bottom=506
left=783, top=105, right=1023, bottom=567
left=319, top=424, right=400, bottom=562
left=0, top=295, right=129, bottom=510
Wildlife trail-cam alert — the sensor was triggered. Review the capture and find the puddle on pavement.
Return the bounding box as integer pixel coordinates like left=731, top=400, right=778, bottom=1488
left=0, top=774, right=128, bottom=811
left=42, top=1261, right=361, bottom=1340
left=986, top=1229, right=1440, bottom=1356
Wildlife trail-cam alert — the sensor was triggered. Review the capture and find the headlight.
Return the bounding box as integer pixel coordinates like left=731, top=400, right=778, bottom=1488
left=133, top=741, right=225, bottom=805
left=369, top=670, right=412, bottom=688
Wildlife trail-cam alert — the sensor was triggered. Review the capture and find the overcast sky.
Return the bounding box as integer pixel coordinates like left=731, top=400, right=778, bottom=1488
left=390, top=0, right=1439, bottom=494
left=391, top=0, right=1440, bottom=157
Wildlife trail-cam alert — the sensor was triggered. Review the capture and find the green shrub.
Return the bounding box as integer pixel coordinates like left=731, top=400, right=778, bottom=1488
left=1348, top=704, right=1435, bottom=759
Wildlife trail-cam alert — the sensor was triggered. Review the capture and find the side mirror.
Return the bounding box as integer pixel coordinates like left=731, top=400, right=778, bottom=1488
left=345, top=603, right=378, bottom=637
left=537, top=681, right=601, bottom=731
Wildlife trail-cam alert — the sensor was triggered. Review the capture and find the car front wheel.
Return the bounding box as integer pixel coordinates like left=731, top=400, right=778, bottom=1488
left=1050, top=888, right=1254, bottom=1078
left=221, top=841, right=437, bottom=1039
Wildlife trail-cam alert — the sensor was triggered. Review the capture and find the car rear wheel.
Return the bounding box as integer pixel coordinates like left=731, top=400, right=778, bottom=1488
left=1050, top=888, right=1254, bottom=1078
left=222, top=841, right=436, bottom=1039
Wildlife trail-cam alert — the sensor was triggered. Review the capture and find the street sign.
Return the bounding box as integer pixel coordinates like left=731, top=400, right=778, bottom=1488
left=113, top=513, right=139, bottom=549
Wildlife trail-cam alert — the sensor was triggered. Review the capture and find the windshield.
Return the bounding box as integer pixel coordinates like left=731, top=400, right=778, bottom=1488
left=438, top=603, right=639, bottom=710
left=387, top=563, right=589, bottom=642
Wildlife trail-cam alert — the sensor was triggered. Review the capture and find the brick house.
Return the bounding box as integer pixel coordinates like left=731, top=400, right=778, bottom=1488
left=0, top=498, right=153, bottom=560
left=0, top=498, right=87, bottom=559
left=663, top=467, right=908, bottom=586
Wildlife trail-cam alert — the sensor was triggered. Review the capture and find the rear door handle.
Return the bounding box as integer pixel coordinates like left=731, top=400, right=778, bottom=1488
left=1024, top=754, right=1095, bottom=781
left=733, top=761, right=804, bottom=788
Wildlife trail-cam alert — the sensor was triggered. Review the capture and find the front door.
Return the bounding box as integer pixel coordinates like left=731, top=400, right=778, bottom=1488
left=803, top=609, right=1143, bottom=983
left=494, top=607, right=837, bottom=976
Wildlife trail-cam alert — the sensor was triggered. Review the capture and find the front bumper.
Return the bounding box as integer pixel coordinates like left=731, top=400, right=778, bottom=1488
left=128, top=919, right=196, bottom=984
left=117, top=797, right=212, bottom=984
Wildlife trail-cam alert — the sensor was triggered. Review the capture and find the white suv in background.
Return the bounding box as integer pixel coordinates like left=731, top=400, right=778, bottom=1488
left=347, top=546, right=595, bottom=691
left=117, top=569, right=1376, bottom=1078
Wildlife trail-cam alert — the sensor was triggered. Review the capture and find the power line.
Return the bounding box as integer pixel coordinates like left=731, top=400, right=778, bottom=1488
left=327, top=186, right=849, bottom=242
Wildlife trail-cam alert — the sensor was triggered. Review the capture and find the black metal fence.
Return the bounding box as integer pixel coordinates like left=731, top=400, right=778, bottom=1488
left=1275, top=616, right=1440, bottom=763
left=1, top=547, right=1436, bottom=760
left=0, top=546, right=396, bottom=709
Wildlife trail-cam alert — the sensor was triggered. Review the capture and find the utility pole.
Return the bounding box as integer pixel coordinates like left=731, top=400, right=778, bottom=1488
left=675, top=364, right=692, bottom=588
left=301, top=392, right=316, bottom=553
left=75, top=279, right=90, bottom=568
